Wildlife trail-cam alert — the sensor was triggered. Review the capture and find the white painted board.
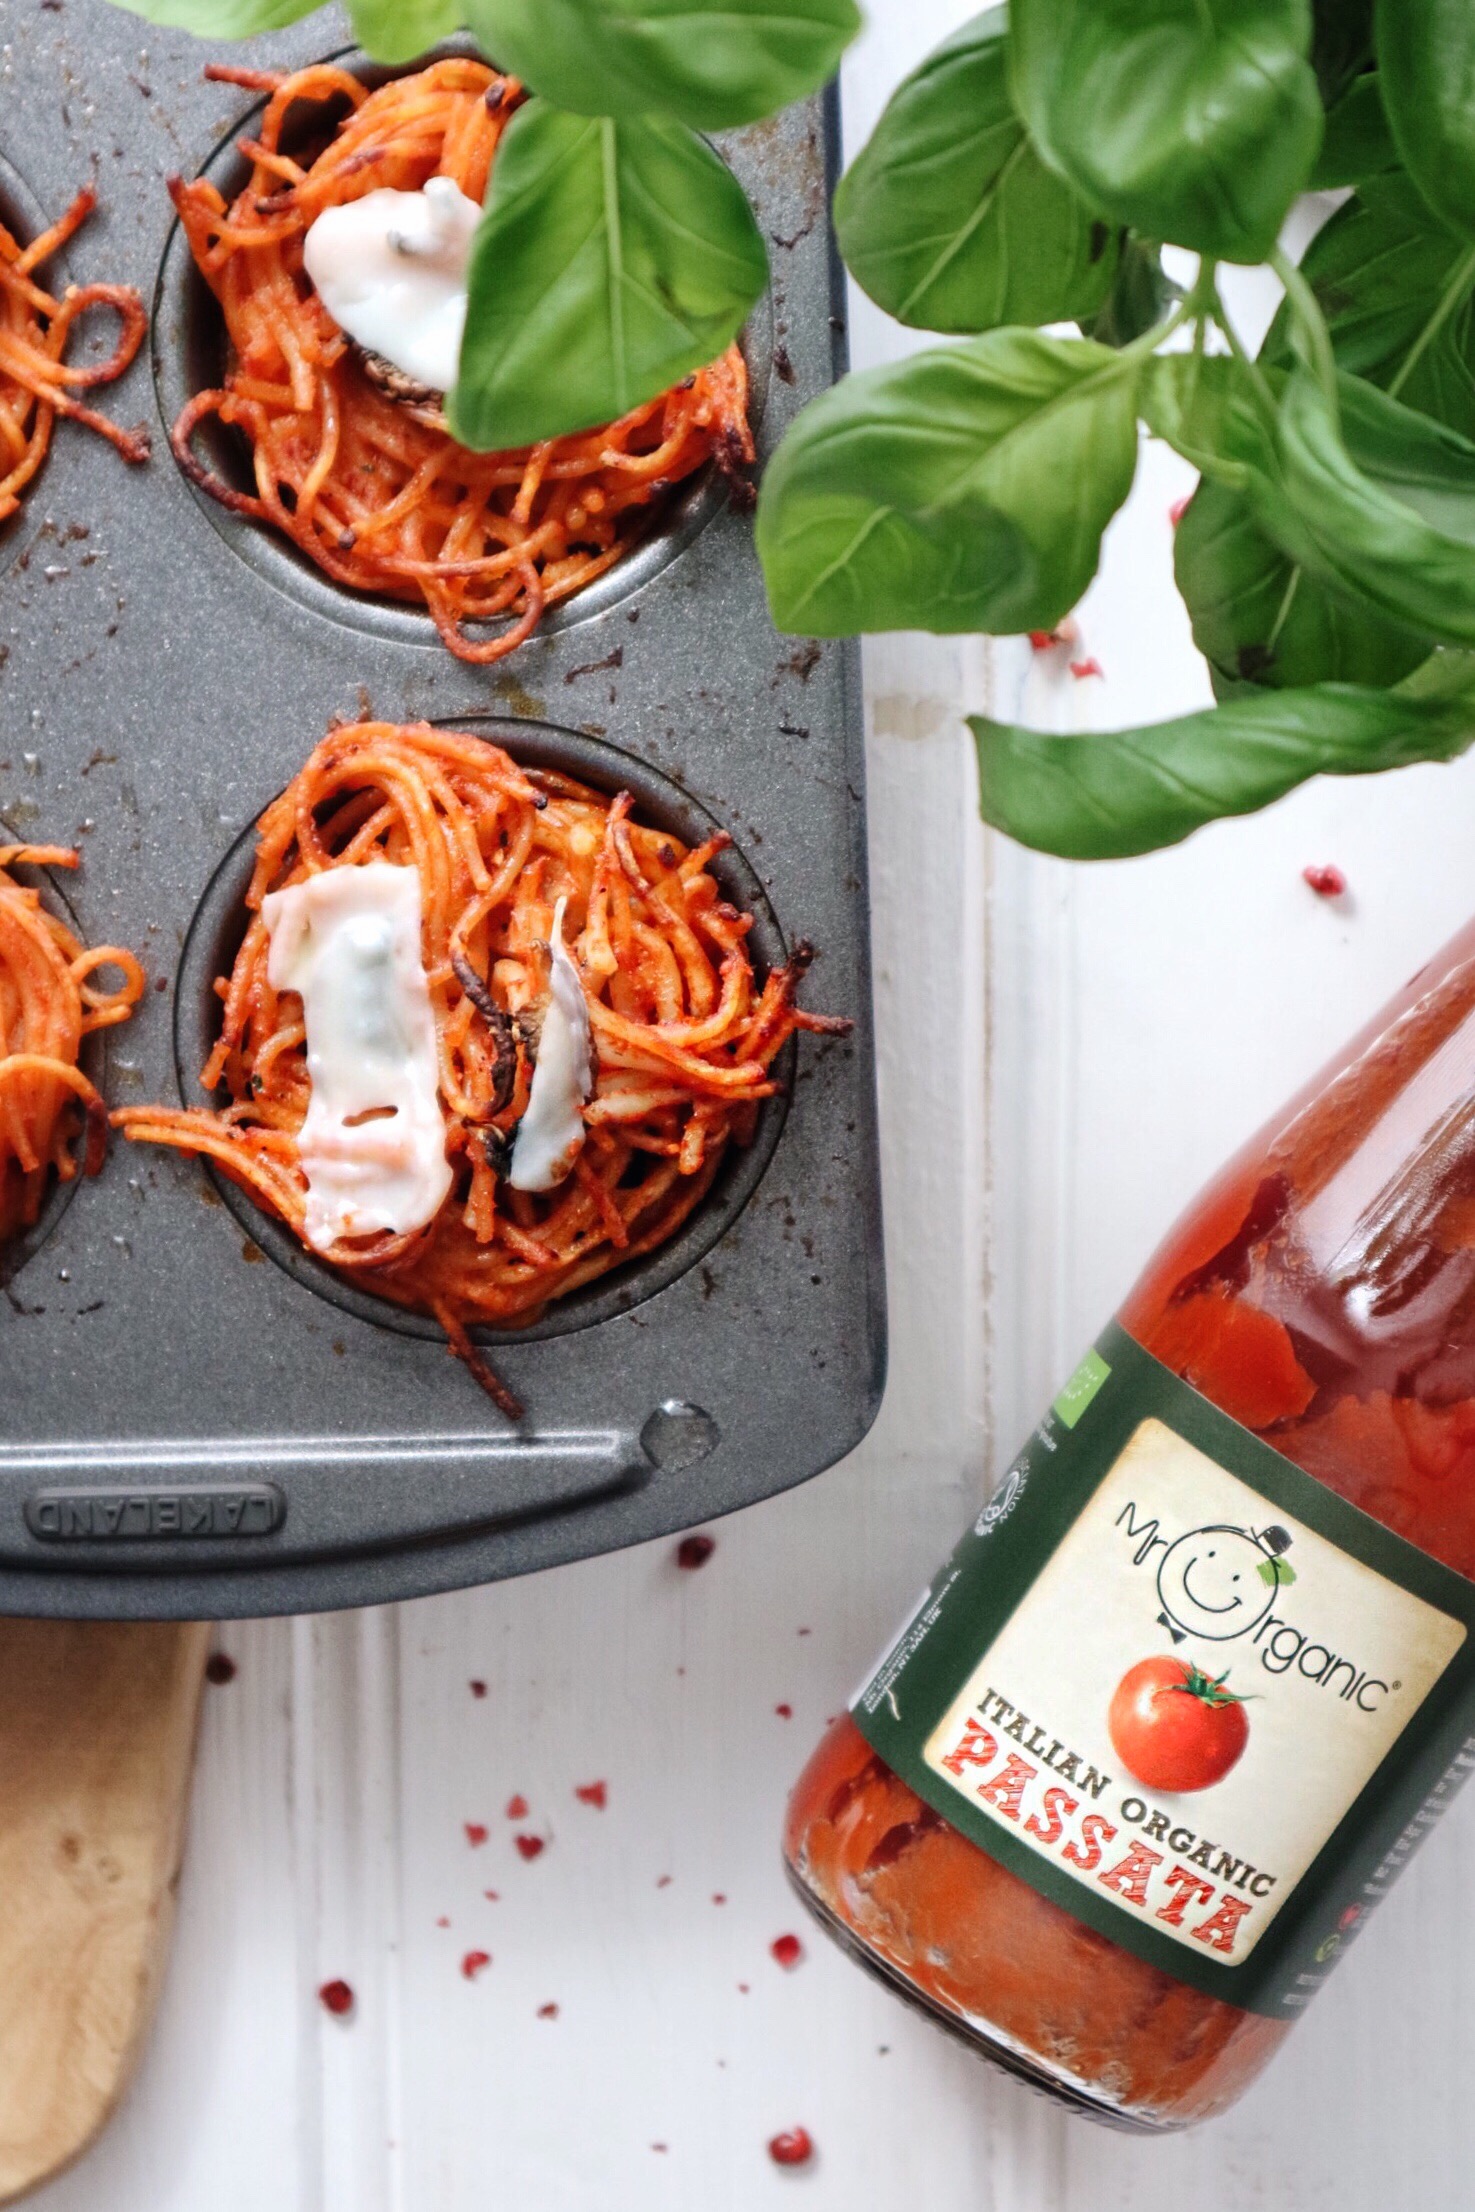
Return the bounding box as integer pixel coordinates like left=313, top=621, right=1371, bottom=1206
left=29, top=6, right=1475, bottom=2207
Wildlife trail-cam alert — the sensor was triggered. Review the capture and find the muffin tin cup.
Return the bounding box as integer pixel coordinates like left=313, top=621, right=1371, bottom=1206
left=175, top=717, right=795, bottom=1346
left=0, top=7, right=884, bottom=1619
left=149, top=39, right=775, bottom=657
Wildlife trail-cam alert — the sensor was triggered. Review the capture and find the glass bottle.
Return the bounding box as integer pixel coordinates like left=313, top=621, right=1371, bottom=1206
left=785, top=914, right=1475, bottom=2129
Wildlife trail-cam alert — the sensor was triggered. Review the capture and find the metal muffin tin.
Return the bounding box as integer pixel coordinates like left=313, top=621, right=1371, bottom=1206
left=0, top=4, right=885, bottom=1618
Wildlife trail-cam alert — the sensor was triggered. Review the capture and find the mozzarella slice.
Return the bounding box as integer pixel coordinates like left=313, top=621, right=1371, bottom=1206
left=508, top=897, right=593, bottom=1193
left=263, top=862, right=452, bottom=1251
left=302, top=176, right=481, bottom=396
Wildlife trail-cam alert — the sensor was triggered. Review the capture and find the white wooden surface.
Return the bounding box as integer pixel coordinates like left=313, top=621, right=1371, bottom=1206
left=32, top=9, right=1475, bottom=2205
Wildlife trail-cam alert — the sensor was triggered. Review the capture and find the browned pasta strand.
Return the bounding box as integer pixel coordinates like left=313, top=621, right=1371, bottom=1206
left=0, top=846, right=144, bottom=1244
left=0, top=186, right=149, bottom=522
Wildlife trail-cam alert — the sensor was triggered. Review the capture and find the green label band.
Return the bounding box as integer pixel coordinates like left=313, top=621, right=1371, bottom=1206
left=852, top=1324, right=1475, bottom=2017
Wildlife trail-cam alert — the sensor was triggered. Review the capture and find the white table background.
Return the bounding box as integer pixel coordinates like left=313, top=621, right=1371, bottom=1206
left=33, top=6, right=1475, bottom=2205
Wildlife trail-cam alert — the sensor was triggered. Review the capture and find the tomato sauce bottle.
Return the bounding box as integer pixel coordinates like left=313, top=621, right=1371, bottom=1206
left=785, top=918, right=1475, bottom=2128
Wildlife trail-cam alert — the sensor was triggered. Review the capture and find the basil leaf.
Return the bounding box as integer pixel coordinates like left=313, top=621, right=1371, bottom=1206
left=1153, top=348, right=1475, bottom=653
left=1264, top=176, right=1475, bottom=436
left=1174, top=477, right=1432, bottom=689
left=1009, top=0, right=1323, bottom=263
left=834, top=8, right=1119, bottom=335
left=100, top=0, right=319, bottom=32
left=1376, top=0, right=1475, bottom=238
left=1308, top=73, right=1396, bottom=189
left=348, top=0, right=462, bottom=63
left=448, top=102, right=766, bottom=451
left=1142, top=352, right=1270, bottom=489
left=970, top=683, right=1475, bottom=858
left=462, top=0, right=859, bottom=130
left=1144, top=350, right=1436, bottom=686
left=1089, top=239, right=1181, bottom=351
left=756, top=331, right=1141, bottom=637
left=1257, top=368, right=1475, bottom=645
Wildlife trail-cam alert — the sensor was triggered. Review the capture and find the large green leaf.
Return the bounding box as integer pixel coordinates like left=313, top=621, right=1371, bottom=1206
left=1141, top=351, right=1270, bottom=489
left=100, top=0, right=318, bottom=32
left=1145, top=351, right=1435, bottom=688
left=1253, top=368, right=1475, bottom=646
left=1174, top=477, right=1432, bottom=689
left=833, top=9, right=1119, bottom=335
left=1264, top=176, right=1475, bottom=437
left=348, top=0, right=462, bottom=63
left=462, top=0, right=859, bottom=129
left=1148, top=347, right=1475, bottom=659
left=1009, top=0, right=1322, bottom=263
left=448, top=102, right=766, bottom=450
left=970, top=683, right=1475, bottom=858
left=1376, top=0, right=1475, bottom=238
left=756, top=331, right=1142, bottom=637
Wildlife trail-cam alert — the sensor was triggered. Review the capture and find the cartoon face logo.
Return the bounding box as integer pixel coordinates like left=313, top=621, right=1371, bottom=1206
left=1156, top=1522, right=1295, bottom=1644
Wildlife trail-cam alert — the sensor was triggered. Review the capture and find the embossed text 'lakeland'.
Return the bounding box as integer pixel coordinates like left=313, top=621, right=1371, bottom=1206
left=24, top=1486, right=286, bottom=1542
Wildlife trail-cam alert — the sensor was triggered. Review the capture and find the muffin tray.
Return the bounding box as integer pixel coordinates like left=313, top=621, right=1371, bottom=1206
left=0, top=4, right=884, bottom=1618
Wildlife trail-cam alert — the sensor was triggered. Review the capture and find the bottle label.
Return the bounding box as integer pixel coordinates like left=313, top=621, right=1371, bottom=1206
left=851, top=1322, right=1475, bottom=2017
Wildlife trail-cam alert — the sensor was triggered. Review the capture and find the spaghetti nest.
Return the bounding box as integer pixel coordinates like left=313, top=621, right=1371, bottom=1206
left=0, top=847, right=145, bottom=1247
left=0, top=186, right=150, bottom=524
left=114, top=721, right=848, bottom=1414
left=169, top=58, right=755, bottom=664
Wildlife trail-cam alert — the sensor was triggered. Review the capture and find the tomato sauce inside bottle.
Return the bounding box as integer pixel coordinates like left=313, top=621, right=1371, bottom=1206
left=785, top=919, right=1475, bottom=2127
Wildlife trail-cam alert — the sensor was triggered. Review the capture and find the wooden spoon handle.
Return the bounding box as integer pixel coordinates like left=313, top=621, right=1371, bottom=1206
left=0, top=1619, right=209, bottom=2203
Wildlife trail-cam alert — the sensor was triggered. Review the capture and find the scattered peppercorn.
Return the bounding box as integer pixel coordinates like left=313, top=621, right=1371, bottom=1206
left=774, top=1702, right=793, bottom=1718
left=461, top=1951, right=491, bottom=1981
left=319, top=1979, right=354, bottom=2017
left=768, top=2128, right=814, bottom=2168
left=515, top=1834, right=546, bottom=1861
left=1303, top=862, right=1347, bottom=898
left=575, top=1780, right=608, bottom=1808
left=537, top=2001, right=559, bottom=2019
left=465, top=1822, right=488, bottom=1847
left=677, top=1532, right=716, bottom=1569
left=505, top=1794, right=529, bottom=1819
left=204, top=1652, right=237, bottom=1685
left=469, top=1679, right=487, bottom=1699
left=770, top=1933, right=803, bottom=1969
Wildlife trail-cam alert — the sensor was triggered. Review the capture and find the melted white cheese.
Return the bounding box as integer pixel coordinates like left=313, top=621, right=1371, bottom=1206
left=302, top=177, right=481, bottom=395
left=263, top=862, right=453, bottom=1252
left=508, top=898, right=594, bottom=1193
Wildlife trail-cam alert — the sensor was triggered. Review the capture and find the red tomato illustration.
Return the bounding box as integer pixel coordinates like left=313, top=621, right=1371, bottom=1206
left=1107, top=1656, right=1249, bottom=1793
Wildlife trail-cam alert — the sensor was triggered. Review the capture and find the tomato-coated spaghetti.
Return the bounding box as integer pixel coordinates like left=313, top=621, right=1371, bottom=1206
left=168, top=59, right=755, bottom=664
left=115, top=722, right=848, bottom=1413
left=0, top=847, right=145, bottom=1246
left=0, top=187, right=149, bottom=523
